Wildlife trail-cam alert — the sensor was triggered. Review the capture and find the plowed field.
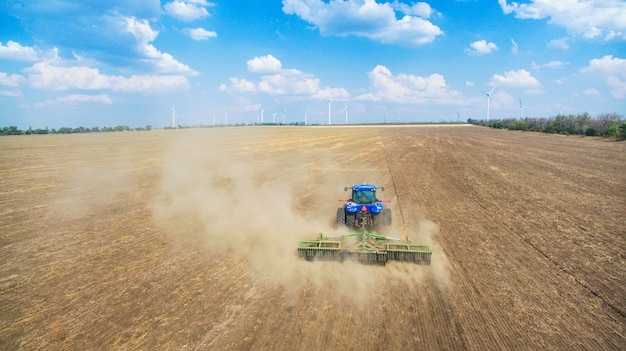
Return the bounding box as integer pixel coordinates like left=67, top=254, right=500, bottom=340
left=1, top=126, right=624, bottom=350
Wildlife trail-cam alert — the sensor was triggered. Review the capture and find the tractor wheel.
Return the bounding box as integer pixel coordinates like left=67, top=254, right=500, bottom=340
left=382, top=209, right=392, bottom=226
left=336, top=207, right=346, bottom=227
left=345, top=214, right=356, bottom=228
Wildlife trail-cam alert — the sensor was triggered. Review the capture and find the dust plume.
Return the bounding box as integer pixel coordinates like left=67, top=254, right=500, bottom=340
left=150, top=130, right=445, bottom=303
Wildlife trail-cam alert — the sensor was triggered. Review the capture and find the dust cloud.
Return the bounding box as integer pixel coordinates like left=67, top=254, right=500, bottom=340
left=150, top=130, right=449, bottom=303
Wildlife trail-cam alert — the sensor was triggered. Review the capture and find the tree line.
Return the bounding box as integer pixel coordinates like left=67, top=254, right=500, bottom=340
left=0, top=125, right=153, bottom=135
left=469, top=113, right=625, bottom=139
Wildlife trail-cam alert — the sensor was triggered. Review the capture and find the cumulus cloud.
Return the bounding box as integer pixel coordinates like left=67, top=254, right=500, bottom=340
left=466, top=40, right=498, bottom=56
left=186, top=27, right=217, bottom=40
left=282, top=0, right=443, bottom=45
left=354, top=65, right=461, bottom=104
left=220, top=54, right=348, bottom=99
left=247, top=54, right=283, bottom=73
left=25, top=58, right=190, bottom=93
left=0, top=72, right=26, bottom=87
left=490, top=69, right=541, bottom=88
left=499, top=0, right=626, bottom=40
left=581, top=55, right=626, bottom=98
left=123, top=16, right=198, bottom=75
left=0, top=41, right=41, bottom=61
left=391, top=1, right=438, bottom=18
left=164, top=0, right=215, bottom=22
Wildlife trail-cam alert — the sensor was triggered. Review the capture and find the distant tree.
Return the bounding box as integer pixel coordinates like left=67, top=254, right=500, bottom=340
left=1, top=126, right=23, bottom=135
left=618, top=122, right=626, bottom=140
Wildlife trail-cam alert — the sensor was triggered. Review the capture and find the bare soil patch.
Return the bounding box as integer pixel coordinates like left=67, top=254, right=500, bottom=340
left=1, top=126, right=624, bottom=350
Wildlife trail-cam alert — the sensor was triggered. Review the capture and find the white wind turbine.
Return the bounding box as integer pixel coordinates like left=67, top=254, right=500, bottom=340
left=519, top=97, right=523, bottom=118
left=272, top=112, right=278, bottom=124
left=340, top=102, right=348, bottom=124
left=260, top=108, right=265, bottom=124
left=171, top=107, right=177, bottom=128
left=304, top=110, right=308, bottom=125
left=328, top=97, right=333, bottom=125
left=481, top=85, right=497, bottom=121
left=281, top=107, right=286, bottom=124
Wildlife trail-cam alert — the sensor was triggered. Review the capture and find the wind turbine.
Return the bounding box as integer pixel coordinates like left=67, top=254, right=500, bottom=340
left=304, top=110, right=309, bottom=125
left=480, top=85, right=497, bottom=121
left=519, top=97, right=523, bottom=119
left=272, top=112, right=278, bottom=124
left=328, top=97, right=333, bottom=125
left=340, top=102, right=348, bottom=124
left=171, top=107, right=177, bottom=128
left=260, top=108, right=265, bottom=124
left=281, top=107, right=286, bottom=124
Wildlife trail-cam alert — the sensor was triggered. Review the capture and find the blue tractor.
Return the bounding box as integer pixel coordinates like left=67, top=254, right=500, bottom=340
left=337, top=183, right=392, bottom=229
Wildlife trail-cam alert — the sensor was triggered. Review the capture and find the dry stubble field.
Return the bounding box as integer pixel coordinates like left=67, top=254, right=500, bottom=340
left=0, top=125, right=624, bottom=350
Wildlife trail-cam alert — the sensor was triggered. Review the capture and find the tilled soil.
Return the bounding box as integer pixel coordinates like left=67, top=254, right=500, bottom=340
left=1, top=126, right=624, bottom=350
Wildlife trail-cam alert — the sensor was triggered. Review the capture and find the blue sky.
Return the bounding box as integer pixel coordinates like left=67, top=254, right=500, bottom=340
left=0, top=0, right=625, bottom=128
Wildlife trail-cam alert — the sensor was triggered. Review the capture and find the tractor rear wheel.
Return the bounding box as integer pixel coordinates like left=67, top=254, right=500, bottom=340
left=336, top=207, right=346, bottom=226
left=345, top=214, right=356, bottom=228
left=382, top=208, right=392, bottom=226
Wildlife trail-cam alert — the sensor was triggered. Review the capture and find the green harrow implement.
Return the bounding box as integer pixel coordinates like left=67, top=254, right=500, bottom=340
left=297, top=226, right=431, bottom=265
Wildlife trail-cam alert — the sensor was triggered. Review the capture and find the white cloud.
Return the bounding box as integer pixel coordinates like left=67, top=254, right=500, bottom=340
left=499, top=0, right=626, bottom=40
left=583, top=88, right=600, bottom=96
left=547, top=37, right=569, bottom=50
left=354, top=65, right=461, bottom=104
left=35, top=94, right=113, bottom=108
left=25, top=59, right=190, bottom=93
left=466, top=40, right=498, bottom=56
left=186, top=27, right=217, bottom=40
left=490, top=69, right=541, bottom=88
left=282, top=0, right=443, bottom=45
left=0, top=90, right=21, bottom=97
left=60, top=94, right=113, bottom=104
left=0, top=72, right=26, bottom=87
left=164, top=0, right=214, bottom=22
left=531, top=60, right=567, bottom=70
left=0, top=41, right=41, bottom=61
left=123, top=16, right=197, bottom=75
left=109, top=74, right=190, bottom=93
left=391, top=1, right=437, bottom=18
left=221, top=55, right=348, bottom=99
left=581, top=55, right=626, bottom=98
left=222, top=78, right=256, bottom=93
left=247, top=55, right=283, bottom=73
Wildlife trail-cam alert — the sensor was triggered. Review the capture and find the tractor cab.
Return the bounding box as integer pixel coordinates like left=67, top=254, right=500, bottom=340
left=338, top=184, right=391, bottom=229
left=346, top=184, right=382, bottom=205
